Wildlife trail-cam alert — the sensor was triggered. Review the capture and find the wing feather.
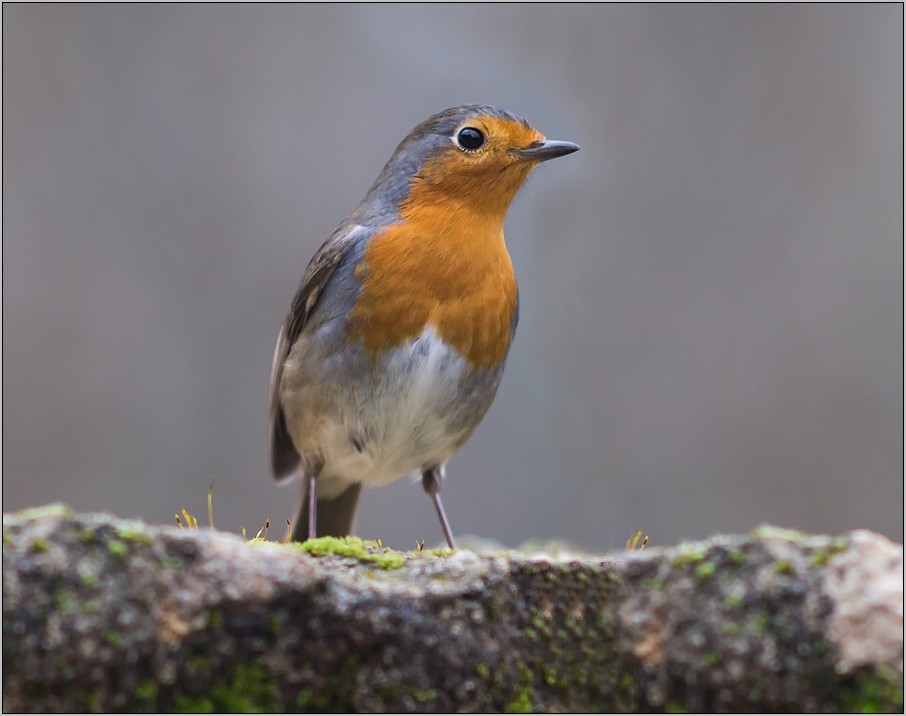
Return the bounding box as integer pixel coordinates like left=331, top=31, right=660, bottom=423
left=268, top=225, right=366, bottom=478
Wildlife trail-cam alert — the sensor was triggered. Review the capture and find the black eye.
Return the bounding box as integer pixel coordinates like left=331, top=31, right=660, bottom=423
left=456, top=127, right=485, bottom=151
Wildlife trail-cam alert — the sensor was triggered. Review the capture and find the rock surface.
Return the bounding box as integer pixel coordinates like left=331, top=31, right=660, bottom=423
left=3, top=505, right=903, bottom=713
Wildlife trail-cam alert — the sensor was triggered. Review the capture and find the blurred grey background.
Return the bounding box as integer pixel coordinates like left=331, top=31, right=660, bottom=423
left=4, top=4, right=902, bottom=550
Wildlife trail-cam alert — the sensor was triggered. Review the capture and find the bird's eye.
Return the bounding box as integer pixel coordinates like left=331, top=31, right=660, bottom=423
left=456, top=127, right=485, bottom=152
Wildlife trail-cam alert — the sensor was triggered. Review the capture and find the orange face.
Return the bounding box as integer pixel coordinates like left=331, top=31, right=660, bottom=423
left=411, top=115, right=546, bottom=215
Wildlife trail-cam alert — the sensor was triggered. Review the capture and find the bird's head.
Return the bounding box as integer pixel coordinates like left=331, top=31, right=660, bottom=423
left=361, top=105, right=579, bottom=221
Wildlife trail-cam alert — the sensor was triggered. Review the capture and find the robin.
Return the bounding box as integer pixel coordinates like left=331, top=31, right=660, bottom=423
left=268, top=104, right=579, bottom=547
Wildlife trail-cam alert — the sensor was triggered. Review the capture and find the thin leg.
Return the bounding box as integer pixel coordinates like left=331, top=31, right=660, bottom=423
left=307, top=473, right=317, bottom=540
left=422, top=467, right=457, bottom=549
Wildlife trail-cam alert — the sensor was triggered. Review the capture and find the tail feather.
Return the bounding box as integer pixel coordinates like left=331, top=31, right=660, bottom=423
left=291, top=481, right=362, bottom=542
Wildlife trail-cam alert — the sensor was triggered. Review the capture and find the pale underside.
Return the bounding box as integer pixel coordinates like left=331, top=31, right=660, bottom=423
left=280, top=324, right=498, bottom=498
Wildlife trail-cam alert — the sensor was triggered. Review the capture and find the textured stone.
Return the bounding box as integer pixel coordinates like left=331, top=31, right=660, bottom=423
left=2, top=506, right=902, bottom=713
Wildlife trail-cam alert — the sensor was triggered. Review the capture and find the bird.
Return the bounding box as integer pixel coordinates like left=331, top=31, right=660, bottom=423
left=268, top=104, right=579, bottom=547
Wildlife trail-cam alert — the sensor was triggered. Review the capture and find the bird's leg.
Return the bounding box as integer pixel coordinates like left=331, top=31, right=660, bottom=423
left=422, top=467, right=457, bottom=549
left=307, top=472, right=317, bottom=540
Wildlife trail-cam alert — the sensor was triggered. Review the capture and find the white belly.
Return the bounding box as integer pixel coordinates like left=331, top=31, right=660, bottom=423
left=284, top=325, right=474, bottom=487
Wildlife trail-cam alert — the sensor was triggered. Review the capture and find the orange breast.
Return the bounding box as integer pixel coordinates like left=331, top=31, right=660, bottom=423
left=348, top=190, right=518, bottom=370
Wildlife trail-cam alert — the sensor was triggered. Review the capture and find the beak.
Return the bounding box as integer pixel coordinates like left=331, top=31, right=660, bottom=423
left=514, top=139, right=580, bottom=162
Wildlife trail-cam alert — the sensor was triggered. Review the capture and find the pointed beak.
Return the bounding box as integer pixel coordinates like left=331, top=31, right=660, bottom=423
left=514, top=139, right=580, bottom=162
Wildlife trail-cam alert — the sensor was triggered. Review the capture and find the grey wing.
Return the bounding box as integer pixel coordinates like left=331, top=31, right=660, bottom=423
left=268, top=224, right=366, bottom=479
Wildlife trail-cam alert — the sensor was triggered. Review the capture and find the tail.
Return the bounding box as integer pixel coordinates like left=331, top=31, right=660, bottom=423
left=290, top=479, right=362, bottom=543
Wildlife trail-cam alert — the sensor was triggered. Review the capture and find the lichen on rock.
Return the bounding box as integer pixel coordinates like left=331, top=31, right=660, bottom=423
left=2, top=505, right=902, bottom=712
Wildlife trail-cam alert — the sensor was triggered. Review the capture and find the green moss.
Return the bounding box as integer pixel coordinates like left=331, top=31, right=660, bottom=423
left=107, top=539, right=129, bottom=560
left=639, top=576, right=662, bottom=590
left=10, top=503, right=73, bottom=522
left=695, top=562, right=716, bottom=581
left=476, top=663, right=490, bottom=678
left=294, top=535, right=406, bottom=570
left=498, top=564, right=637, bottom=712
left=727, top=548, right=745, bottom=565
left=752, top=610, right=770, bottom=636
left=53, top=590, right=78, bottom=615
left=750, top=525, right=808, bottom=542
left=294, top=682, right=338, bottom=712
left=810, top=536, right=849, bottom=568
left=724, top=594, right=743, bottom=609
left=75, top=689, right=103, bottom=712
left=830, top=535, right=849, bottom=551
left=839, top=667, right=904, bottom=713
left=102, top=630, right=122, bottom=646
left=563, top=612, right=583, bottom=635
left=115, top=524, right=153, bottom=546
left=161, top=555, right=184, bottom=569
left=620, top=673, right=635, bottom=694
left=265, top=614, right=282, bottom=636
left=294, top=688, right=313, bottom=709
left=78, top=528, right=97, bottom=543
left=2, top=529, right=12, bottom=547
left=414, top=547, right=457, bottom=558
left=80, top=573, right=99, bottom=588
left=670, top=545, right=708, bottom=567
left=772, top=559, right=794, bottom=575
left=505, top=684, right=534, bottom=713
left=701, top=652, right=720, bottom=667
left=173, top=695, right=216, bottom=712
left=173, top=663, right=280, bottom=713
left=135, top=679, right=158, bottom=702
left=208, top=608, right=223, bottom=629
left=29, top=537, right=51, bottom=554
left=666, top=700, right=688, bottom=713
